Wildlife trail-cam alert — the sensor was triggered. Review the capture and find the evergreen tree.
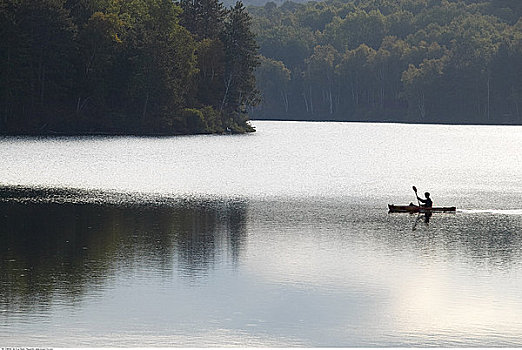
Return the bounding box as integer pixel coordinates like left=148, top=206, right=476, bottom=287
left=179, top=0, right=226, bottom=39
left=1, top=0, right=258, bottom=134
left=0, top=0, right=77, bottom=132
left=221, top=1, right=260, bottom=124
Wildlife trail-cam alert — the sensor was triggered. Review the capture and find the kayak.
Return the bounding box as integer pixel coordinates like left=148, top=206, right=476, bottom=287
left=388, top=204, right=457, bottom=213
left=388, top=204, right=456, bottom=213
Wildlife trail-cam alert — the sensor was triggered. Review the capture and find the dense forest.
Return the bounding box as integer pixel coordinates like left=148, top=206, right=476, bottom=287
left=0, top=0, right=258, bottom=135
left=2, top=0, right=521, bottom=133
left=250, top=0, right=522, bottom=124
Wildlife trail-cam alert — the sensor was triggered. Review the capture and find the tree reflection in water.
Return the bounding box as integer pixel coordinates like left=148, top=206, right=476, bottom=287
left=0, top=188, right=248, bottom=312
left=385, top=209, right=522, bottom=269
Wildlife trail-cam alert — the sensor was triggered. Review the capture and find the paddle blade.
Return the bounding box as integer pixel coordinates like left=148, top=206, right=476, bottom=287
left=412, top=185, right=417, bottom=193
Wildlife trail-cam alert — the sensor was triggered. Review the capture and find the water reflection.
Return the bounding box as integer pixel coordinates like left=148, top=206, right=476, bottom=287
left=411, top=212, right=432, bottom=230
left=385, top=210, right=522, bottom=269
left=2, top=187, right=522, bottom=346
left=455, top=214, right=522, bottom=269
left=175, top=199, right=247, bottom=276
left=0, top=187, right=248, bottom=312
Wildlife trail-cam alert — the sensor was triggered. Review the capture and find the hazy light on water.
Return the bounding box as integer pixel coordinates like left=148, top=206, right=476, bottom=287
left=1, top=121, right=522, bottom=346
left=1, top=121, right=521, bottom=204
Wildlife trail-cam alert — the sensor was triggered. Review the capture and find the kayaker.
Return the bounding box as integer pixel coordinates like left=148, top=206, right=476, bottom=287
left=417, top=192, right=433, bottom=208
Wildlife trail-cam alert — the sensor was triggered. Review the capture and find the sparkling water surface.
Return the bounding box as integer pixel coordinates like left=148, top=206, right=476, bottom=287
left=1, top=121, right=522, bottom=346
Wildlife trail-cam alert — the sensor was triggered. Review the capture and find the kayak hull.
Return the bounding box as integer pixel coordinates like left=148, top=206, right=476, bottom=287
left=388, top=204, right=456, bottom=213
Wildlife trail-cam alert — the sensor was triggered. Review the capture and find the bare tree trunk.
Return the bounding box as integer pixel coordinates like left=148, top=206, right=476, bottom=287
left=4, top=45, right=11, bottom=125
left=76, top=96, right=92, bottom=115
left=336, top=81, right=340, bottom=112
left=281, top=90, right=289, bottom=113
left=487, top=72, right=490, bottom=121
left=302, top=92, right=309, bottom=112
left=85, top=46, right=97, bottom=78
left=39, top=55, right=46, bottom=104
left=142, top=92, right=149, bottom=121
left=309, top=85, right=313, bottom=114
left=378, top=66, right=385, bottom=108
left=418, top=91, right=425, bottom=119
left=328, top=87, right=333, bottom=114
left=514, top=86, right=520, bottom=121
left=221, top=74, right=233, bottom=112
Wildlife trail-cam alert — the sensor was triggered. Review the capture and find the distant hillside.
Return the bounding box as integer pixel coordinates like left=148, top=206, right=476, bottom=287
left=250, top=0, right=522, bottom=124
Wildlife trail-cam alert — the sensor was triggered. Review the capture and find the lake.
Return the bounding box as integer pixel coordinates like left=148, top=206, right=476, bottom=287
left=1, top=120, right=522, bottom=346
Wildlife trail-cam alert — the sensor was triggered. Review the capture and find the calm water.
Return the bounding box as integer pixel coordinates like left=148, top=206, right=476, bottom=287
left=1, top=121, right=522, bottom=346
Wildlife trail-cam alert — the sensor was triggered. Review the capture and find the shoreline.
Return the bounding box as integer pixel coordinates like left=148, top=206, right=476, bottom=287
left=251, top=117, right=522, bottom=127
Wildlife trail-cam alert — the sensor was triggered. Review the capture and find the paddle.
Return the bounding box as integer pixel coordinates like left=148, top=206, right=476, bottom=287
left=412, top=185, right=420, bottom=206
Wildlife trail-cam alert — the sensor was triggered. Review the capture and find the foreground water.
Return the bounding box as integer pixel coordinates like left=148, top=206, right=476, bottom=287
left=1, top=121, right=522, bottom=346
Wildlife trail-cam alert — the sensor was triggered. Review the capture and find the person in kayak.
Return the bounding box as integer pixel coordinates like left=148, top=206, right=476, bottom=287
left=417, top=192, right=433, bottom=208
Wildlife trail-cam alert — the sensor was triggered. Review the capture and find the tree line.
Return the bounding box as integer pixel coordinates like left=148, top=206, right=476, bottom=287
left=0, top=0, right=259, bottom=135
left=250, top=0, right=522, bottom=124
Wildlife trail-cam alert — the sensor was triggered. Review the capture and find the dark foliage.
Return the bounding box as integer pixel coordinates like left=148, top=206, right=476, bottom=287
left=250, top=0, right=522, bottom=124
left=0, top=0, right=258, bottom=135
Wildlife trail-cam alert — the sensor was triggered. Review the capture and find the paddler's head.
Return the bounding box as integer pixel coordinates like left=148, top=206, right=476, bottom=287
left=425, top=192, right=430, bottom=198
